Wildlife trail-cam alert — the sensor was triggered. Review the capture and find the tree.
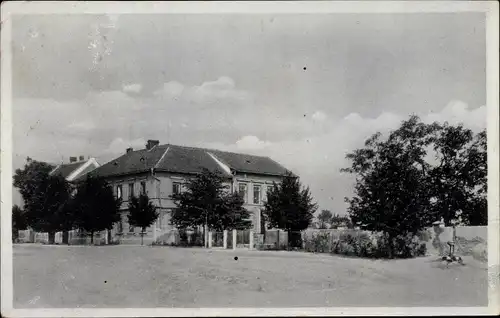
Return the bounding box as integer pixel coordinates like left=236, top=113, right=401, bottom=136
left=216, top=192, right=252, bottom=231
left=171, top=169, right=252, bottom=239
left=72, top=175, right=122, bottom=244
left=127, top=193, right=159, bottom=245
left=317, top=209, right=332, bottom=229
left=342, top=116, right=437, bottom=257
left=13, top=158, right=72, bottom=244
left=262, top=172, right=318, bottom=247
left=429, top=126, right=487, bottom=225
left=342, top=115, right=487, bottom=257
left=330, top=213, right=352, bottom=229
left=12, top=205, right=28, bottom=242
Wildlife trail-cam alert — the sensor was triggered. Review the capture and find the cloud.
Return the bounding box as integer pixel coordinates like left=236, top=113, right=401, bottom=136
left=235, top=135, right=272, bottom=151
left=423, top=100, right=486, bottom=131
left=312, top=111, right=327, bottom=122
left=154, top=81, right=185, bottom=99
left=154, top=76, right=252, bottom=106
left=106, top=137, right=147, bottom=155
left=122, top=83, right=143, bottom=94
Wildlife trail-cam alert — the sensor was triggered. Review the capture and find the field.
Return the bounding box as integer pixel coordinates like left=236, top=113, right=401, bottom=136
left=13, top=244, right=488, bottom=308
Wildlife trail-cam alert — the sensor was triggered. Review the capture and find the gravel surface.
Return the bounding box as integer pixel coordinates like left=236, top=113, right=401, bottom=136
left=13, top=244, right=488, bottom=308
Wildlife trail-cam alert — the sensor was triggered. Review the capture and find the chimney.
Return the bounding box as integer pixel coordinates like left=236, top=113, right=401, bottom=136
left=79, top=155, right=85, bottom=161
left=69, top=156, right=77, bottom=163
left=126, top=147, right=133, bottom=154
left=146, top=139, right=159, bottom=150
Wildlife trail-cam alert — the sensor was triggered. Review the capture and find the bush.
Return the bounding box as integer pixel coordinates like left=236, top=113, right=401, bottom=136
left=303, top=232, right=331, bottom=253
left=303, top=230, right=427, bottom=259
left=190, top=230, right=204, bottom=247
left=471, top=242, right=487, bottom=262
left=332, top=231, right=376, bottom=257
left=374, top=233, right=427, bottom=258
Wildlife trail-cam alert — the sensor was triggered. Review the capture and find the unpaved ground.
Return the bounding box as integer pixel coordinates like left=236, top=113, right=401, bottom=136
left=13, top=244, right=488, bottom=308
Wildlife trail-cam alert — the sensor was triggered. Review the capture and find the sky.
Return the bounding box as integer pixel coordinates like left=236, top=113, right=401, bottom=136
left=11, top=13, right=487, bottom=214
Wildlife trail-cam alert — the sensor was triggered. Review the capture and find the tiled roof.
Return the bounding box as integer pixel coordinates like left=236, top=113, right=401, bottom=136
left=81, top=144, right=292, bottom=180
left=50, top=161, right=86, bottom=179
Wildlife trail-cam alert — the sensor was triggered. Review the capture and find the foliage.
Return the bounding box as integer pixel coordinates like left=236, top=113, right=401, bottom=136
left=303, top=232, right=332, bottom=253
left=127, top=193, right=159, bottom=245
left=12, top=205, right=28, bottom=242
left=216, top=192, right=253, bottom=231
left=302, top=230, right=427, bottom=259
left=330, top=213, right=352, bottom=229
left=429, top=127, right=487, bottom=225
left=342, top=115, right=487, bottom=257
left=13, top=158, right=72, bottom=243
left=317, top=209, right=332, bottom=229
left=170, top=169, right=252, bottom=232
left=262, top=172, right=318, bottom=247
left=72, top=175, right=122, bottom=244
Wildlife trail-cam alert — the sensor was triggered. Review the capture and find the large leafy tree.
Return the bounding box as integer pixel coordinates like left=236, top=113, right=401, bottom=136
left=317, top=209, right=332, bottom=229
left=429, top=125, right=487, bottom=225
left=127, top=193, right=159, bottom=245
left=215, top=192, right=252, bottom=231
left=12, top=205, right=28, bottom=242
left=343, top=115, right=488, bottom=256
left=342, top=116, right=438, bottom=256
left=262, top=172, right=318, bottom=247
left=72, top=175, right=122, bottom=244
left=330, top=213, right=352, bottom=229
left=171, top=169, right=252, bottom=234
left=13, top=158, right=72, bottom=244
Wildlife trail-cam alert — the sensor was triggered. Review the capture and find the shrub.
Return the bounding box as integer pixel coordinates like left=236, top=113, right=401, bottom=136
left=303, top=230, right=427, bottom=259
left=374, top=233, right=427, bottom=258
left=471, top=242, right=487, bottom=262
left=303, top=232, right=331, bottom=253
left=190, top=230, right=204, bottom=247
left=332, top=231, right=376, bottom=257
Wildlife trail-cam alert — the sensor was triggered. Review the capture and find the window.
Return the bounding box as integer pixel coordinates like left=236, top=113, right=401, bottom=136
left=238, top=183, right=248, bottom=203
left=117, top=220, right=123, bottom=233
left=173, top=182, right=181, bottom=195
left=128, top=183, right=135, bottom=198
left=116, top=185, right=123, bottom=200
left=141, top=181, right=146, bottom=194
left=253, top=185, right=261, bottom=204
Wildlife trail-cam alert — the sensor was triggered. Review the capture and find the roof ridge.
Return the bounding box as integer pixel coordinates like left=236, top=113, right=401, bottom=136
left=162, top=143, right=276, bottom=161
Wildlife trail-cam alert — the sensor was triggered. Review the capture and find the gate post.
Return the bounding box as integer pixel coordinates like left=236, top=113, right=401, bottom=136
left=232, top=229, right=237, bottom=250
left=208, top=231, right=213, bottom=248
left=223, top=230, right=228, bottom=249
left=249, top=230, right=254, bottom=250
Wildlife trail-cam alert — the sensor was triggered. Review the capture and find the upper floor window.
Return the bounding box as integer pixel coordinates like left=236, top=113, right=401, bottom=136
left=253, top=185, right=261, bottom=204
left=173, top=182, right=181, bottom=195
left=140, top=181, right=146, bottom=195
left=116, top=185, right=123, bottom=200
left=128, top=183, right=135, bottom=198
left=238, top=183, right=248, bottom=203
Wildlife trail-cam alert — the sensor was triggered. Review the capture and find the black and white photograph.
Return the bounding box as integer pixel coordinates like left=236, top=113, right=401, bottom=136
left=1, top=1, right=499, bottom=316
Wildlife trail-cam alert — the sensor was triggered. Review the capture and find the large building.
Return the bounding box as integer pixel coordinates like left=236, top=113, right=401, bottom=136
left=82, top=140, right=292, bottom=244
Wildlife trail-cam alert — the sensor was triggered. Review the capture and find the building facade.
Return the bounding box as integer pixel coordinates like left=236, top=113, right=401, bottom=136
left=83, top=140, right=292, bottom=244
